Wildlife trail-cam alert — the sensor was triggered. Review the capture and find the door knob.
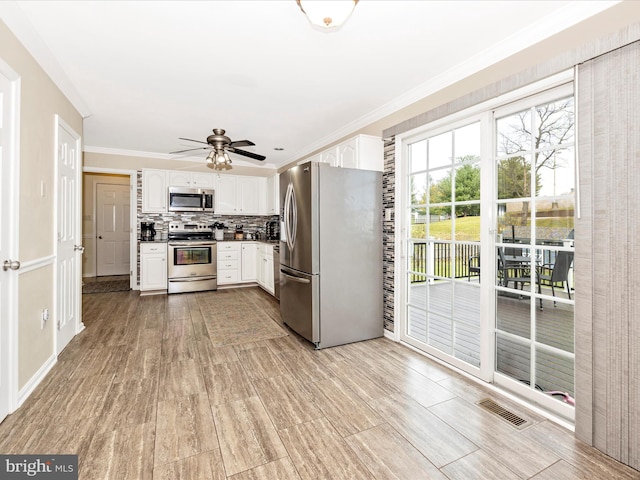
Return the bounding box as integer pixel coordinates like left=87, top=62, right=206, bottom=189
left=3, top=260, right=20, bottom=271
left=98, top=235, right=103, bottom=239
left=74, top=245, right=85, bottom=252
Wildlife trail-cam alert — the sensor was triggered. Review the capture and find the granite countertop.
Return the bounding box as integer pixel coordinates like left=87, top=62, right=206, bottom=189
left=219, top=238, right=279, bottom=244
left=139, top=238, right=278, bottom=244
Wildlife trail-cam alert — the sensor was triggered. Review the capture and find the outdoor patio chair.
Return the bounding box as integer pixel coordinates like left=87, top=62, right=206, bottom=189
left=498, top=248, right=532, bottom=291
left=536, top=250, right=574, bottom=309
left=468, top=255, right=480, bottom=281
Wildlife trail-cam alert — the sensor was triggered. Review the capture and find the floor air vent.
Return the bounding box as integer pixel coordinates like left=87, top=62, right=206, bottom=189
left=477, top=398, right=530, bottom=429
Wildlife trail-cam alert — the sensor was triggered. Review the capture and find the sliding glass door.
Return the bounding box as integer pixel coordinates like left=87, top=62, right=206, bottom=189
left=399, top=80, right=576, bottom=417
left=403, top=118, right=484, bottom=376
left=493, top=85, right=576, bottom=417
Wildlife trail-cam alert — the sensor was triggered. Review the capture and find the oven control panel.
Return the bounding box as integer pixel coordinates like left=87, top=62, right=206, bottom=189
left=168, top=221, right=212, bottom=233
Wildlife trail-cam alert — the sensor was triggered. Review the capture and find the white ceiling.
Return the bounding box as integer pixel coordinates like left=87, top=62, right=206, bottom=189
left=1, top=1, right=619, bottom=169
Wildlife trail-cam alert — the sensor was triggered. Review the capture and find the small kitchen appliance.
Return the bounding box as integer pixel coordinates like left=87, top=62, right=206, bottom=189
left=140, top=222, right=156, bottom=241
left=211, top=222, right=225, bottom=241
left=234, top=225, right=244, bottom=240
left=168, top=187, right=214, bottom=213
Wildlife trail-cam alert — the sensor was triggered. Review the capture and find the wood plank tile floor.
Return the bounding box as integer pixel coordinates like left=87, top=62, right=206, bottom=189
left=1, top=287, right=638, bottom=479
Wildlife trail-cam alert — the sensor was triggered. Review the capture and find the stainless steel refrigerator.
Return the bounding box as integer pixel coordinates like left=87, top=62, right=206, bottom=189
left=279, top=160, right=383, bottom=349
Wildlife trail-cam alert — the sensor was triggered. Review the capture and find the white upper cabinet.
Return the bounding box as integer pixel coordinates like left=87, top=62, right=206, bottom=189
left=141, top=168, right=277, bottom=216
left=265, top=173, right=279, bottom=215
left=236, top=176, right=260, bottom=214
left=142, top=168, right=167, bottom=213
left=214, top=174, right=237, bottom=214
left=307, top=135, right=382, bottom=171
left=337, top=134, right=383, bottom=171
left=214, top=174, right=262, bottom=215
left=168, top=171, right=214, bottom=188
left=320, top=147, right=338, bottom=167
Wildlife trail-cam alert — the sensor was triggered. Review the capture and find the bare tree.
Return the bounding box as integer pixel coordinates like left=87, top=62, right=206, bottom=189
left=497, top=97, right=574, bottom=223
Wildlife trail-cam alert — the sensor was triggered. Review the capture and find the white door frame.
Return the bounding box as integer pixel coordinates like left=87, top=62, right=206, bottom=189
left=54, top=115, right=84, bottom=354
left=83, top=167, right=138, bottom=289
left=0, top=58, right=21, bottom=420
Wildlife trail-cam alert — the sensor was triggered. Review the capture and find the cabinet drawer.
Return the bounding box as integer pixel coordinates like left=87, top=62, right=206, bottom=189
left=140, top=243, right=166, bottom=254
left=217, top=251, right=239, bottom=261
left=218, top=270, right=240, bottom=284
left=218, top=242, right=240, bottom=252
left=218, top=260, right=239, bottom=271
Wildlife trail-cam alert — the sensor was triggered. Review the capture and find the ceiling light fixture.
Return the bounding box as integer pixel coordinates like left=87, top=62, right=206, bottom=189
left=296, top=0, right=358, bottom=30
left=207, top=148, right=232, bottom=170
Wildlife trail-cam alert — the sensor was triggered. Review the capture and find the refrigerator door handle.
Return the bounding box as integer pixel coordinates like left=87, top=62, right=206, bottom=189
left=280, top=269, right=311, bottom=284
left=284, top=182, right=295, bottom=252
left=290, top=184, right=297, bottom=248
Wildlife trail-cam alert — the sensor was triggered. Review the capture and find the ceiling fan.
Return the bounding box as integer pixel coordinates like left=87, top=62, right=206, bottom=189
left=170, top=128, right=266, bottom=169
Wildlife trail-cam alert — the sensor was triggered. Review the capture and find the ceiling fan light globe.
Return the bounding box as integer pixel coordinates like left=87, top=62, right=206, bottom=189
left=297, top=0, right=358, bottom=29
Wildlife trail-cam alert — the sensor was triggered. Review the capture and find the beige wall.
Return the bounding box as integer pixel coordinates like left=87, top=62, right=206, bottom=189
left=0, top=20, right=83, bottom=390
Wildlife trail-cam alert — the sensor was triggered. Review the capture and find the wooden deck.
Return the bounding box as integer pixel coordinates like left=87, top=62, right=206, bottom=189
left=407, top=280, right=575, bottom=398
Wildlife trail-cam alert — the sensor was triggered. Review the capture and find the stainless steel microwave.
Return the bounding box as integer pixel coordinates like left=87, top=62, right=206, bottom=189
left=168, top=187, right=214, bottom=212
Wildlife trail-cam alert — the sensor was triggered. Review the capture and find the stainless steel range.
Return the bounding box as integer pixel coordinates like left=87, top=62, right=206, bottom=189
left=167, top=221, right=217, bottom=294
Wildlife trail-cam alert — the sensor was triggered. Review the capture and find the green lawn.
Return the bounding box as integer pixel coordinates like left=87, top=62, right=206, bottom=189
left=412, top=216, right=480, bottom=241
left=411, top=215, right=573, bottom=241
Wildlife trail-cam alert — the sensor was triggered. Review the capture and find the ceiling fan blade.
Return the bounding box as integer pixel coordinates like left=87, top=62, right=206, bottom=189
left=229, top=147, right=266, bottom=161
left=179, top=137, right=210, bottom=145
left=169, top=146, right=211, bottom=154
left=229, top=139, right=255, bottom=148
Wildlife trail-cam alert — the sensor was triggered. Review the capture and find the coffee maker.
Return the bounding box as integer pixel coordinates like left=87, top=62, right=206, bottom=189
left=140, top=222, right=156, bottom=241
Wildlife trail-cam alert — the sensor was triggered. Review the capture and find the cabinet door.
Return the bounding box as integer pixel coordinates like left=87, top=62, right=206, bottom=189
left=256, top=248, right=265, bottom=286
left=168, top=171, right=192, bottom=187
left=215, top=175, right=237, bottom=214
left=142, top=169, right=167, bottom=213
left=264, top=254, right=274, bottom=293
left=266, top=174, right=279, bottom=215
left=141, top=254, right=167, bottom=290
left=338, top=138, right=358, bottom=169
left=237, top=177, right=260, bottom=214
left=241, top=243, right=258, bottom=281
left=320, top=147, right=338, bottom=167
left=192, top=172, right=214, bottom=188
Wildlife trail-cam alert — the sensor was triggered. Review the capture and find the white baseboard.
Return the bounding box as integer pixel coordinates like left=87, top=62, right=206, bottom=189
left=384, top=328, right=397, bottom=341
left=17, top=354, right=57, bottom=408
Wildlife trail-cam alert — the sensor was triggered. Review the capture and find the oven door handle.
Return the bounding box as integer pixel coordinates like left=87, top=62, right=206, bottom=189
left=169, top=275, right=217, bottom=282
left=168, top=242, right=215, bottom=247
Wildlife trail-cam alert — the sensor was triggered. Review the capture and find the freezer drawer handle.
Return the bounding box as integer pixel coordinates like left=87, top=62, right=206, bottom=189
left=280, top=270, right=310, bottom=284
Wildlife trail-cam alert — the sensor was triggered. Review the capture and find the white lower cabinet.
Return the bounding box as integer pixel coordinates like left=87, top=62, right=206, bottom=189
left=217, top=241, right=275, bottom=296
left=257, top=243, right=275, bottom=295
left=140, top=243, right=167, bottom=293
left=217, top=242, right=240, bottom=285
left=241, top=243, right=258, bottom=281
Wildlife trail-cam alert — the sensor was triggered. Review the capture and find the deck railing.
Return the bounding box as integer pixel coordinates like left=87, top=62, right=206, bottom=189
left=410, top=239, right=566, bottom=282
left=410, top=242, right=480, bottom=282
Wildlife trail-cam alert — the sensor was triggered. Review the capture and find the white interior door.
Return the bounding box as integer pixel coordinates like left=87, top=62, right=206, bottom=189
left=0, top=64, right=19, bottom=423
left=56, top=116, right=83, bottom=354
left=96, top=183, right=130, bottom=276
